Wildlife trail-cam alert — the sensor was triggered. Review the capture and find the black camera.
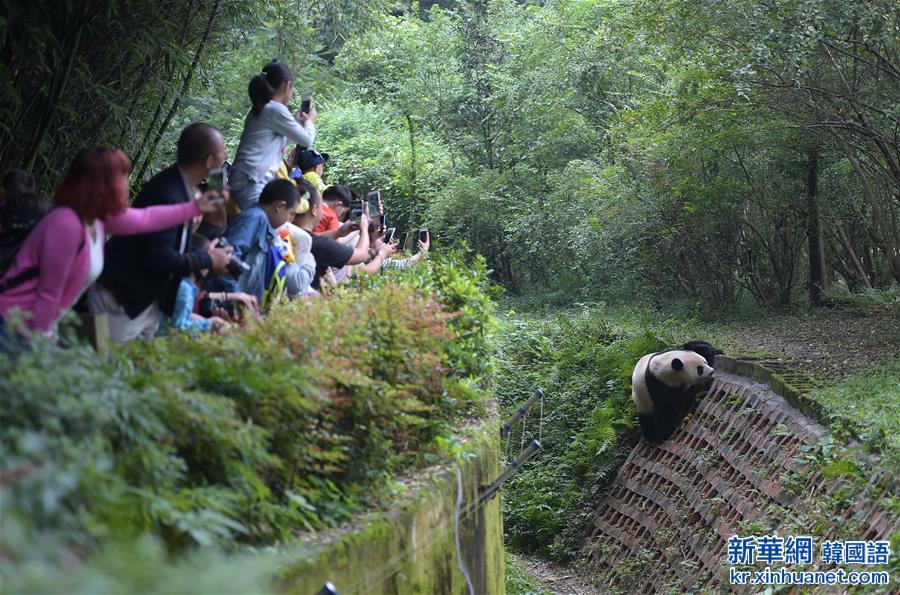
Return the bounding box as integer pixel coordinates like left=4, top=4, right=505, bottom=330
left=216, top=237, right=251, bottom=277
left=199, top=296, right=235, bottom=318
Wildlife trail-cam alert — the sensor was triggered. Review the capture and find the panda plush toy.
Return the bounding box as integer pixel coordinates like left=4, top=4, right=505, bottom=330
left=631, top=340, right=722, bottom=443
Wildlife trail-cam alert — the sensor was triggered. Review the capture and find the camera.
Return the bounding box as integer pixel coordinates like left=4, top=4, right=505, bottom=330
left=216, top=237, right=251, bottom=277
left=199, top=296, right=235, bottom=319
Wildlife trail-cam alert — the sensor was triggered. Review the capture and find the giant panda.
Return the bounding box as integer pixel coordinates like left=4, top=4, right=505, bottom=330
left=631, top=341, right=721, bottom=443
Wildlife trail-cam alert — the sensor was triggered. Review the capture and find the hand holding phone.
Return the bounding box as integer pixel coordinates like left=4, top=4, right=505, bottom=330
left=349, top=198, right=364, bottom=224
left=365, top=191, right=381, bottom=218
left=417, top=229, right=430, bottom=253
left=195, top=189, right=226, bottom=213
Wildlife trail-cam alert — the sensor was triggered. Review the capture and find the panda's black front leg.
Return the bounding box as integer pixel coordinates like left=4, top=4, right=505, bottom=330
left=638, top=413, right=657, bottom=442
left=653, top=401, right=682, bottom=443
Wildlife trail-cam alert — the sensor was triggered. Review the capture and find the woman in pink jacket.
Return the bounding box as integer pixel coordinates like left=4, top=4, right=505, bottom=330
left=0, top=147, right=221, bottom=335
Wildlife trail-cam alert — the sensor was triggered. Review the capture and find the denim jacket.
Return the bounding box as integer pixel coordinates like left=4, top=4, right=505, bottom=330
left=218, top=206, right=275, bottom=302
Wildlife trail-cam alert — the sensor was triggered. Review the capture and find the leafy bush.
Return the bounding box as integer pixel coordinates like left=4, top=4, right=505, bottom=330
left=496, top=307, right=678, bottom=561
left=366, top=247, right=499, bottom=382
left=0, top=255, right=495, bottom=579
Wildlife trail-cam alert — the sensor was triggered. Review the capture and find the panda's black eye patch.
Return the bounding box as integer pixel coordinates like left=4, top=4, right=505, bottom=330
left=697, top=366, right=704, bottom=375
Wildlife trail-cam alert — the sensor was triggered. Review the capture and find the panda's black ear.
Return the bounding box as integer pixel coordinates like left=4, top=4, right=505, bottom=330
left=671, top=358, right=684, bottom=370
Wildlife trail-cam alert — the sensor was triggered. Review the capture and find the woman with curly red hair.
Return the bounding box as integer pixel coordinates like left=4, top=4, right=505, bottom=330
left=0, top=147, right=221, bottom=334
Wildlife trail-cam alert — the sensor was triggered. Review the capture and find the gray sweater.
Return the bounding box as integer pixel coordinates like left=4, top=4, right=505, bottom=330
left=230, top=101, right=315, bottom=184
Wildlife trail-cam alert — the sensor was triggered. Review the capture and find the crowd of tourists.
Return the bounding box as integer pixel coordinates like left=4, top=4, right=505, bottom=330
left=0, top=60, right=430, bottom=344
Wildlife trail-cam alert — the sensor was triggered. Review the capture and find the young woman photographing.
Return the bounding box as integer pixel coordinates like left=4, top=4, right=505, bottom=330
left=229, top=60, right=317, bottom=211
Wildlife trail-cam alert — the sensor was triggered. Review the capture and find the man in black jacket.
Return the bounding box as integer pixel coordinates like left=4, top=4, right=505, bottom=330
left=89, top=123, right=232, bottom=342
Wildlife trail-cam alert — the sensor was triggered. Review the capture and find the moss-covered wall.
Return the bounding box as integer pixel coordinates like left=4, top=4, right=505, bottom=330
left=277, top=427, right=504, bottom=595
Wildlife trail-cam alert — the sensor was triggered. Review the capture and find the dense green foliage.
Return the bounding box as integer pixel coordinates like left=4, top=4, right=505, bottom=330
left=0, top=0, right=390, bottom=186
left=324, top=0, right=899, bottom=306
left=3, top=0, right=898, bottom=588
left=5, top=0, right=896, bottom=304
left=494, top=307, right=691, bottom=561
left=0, top=255, right=494, bottom=584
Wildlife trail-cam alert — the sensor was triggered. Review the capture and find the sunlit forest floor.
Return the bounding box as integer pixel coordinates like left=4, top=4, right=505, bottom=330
left=693, top=301, right=900, bottom=379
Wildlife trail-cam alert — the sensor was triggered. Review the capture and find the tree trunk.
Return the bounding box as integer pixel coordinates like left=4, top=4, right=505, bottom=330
left=24, top=22, right=84, bottom=171
left=806, top=150, right=827, bottom=305
left=835, top=223, right=873, bottom=289
left=406, top=113, right=418, bottom=214
left=134, top=0, right=219, bottom=182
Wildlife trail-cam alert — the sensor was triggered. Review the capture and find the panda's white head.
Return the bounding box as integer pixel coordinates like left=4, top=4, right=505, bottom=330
left=648, top=349, right=714, bottom=388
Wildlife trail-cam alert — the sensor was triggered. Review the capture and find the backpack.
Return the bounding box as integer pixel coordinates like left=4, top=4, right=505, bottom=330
left=0, top=227, right=33, bottom=282
left=0, top=212, right=85, bottom=293
left=260, top=243, right=286, bottom=311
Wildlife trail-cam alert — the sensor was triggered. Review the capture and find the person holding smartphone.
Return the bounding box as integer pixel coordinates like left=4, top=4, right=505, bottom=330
left=0, top=145, right=225, bottom=337
left=291, top=181, right=371, bottom=289
left=315, top=184, right=357, bottom=240
left=90, top=123, right=233, bottom=343
left=382, top=230, right=430, bottom=270
left=229, top=60, right=317, bottom=211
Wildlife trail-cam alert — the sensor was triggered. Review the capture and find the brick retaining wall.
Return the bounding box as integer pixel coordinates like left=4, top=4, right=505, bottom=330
left=581, top=360, right=896, bottom=592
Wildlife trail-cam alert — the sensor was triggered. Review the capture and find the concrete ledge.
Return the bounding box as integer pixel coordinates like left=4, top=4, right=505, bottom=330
left=714, top=354, right=864, bottom=445
left=276, top=424, right=504, bottom=595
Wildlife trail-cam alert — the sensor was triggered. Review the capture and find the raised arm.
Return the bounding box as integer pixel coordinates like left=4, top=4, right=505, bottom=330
left=103, top=202, right=200, bottom=236
left=345, top=214, right=371, bottom=265
left=269, top=103, right=316, bottom=147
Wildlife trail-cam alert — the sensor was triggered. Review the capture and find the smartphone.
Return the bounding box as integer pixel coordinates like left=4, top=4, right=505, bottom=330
left=379, top=214, right=389, bottom=231
left=365, top=190, right=381, bottom=217
left=418, top=229, right=429, bottom=244
left=349, top=199, right=364, bottom=223
left=207, top=167, right=227, bottom=193
left=300, top=97, right=312, bottom=114
left=385, top=227, right=396, bottom=244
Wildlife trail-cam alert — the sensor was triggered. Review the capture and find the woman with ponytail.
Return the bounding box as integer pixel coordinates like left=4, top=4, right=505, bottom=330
left=229, top=60, right=317, bottom=211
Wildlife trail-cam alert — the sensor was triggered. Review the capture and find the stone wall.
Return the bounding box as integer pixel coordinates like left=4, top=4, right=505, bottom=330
left=277, top=427, right=505, bottom=595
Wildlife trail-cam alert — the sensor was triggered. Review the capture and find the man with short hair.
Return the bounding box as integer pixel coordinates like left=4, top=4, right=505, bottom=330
left=316, top=184, right=357, bottom=240
left=90, top=122, right=232, bottom=342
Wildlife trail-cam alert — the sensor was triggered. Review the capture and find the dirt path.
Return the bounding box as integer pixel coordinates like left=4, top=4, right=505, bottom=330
left=509, top=553, right=601, bottom=595
left=701, top=304, right=899, bottom=380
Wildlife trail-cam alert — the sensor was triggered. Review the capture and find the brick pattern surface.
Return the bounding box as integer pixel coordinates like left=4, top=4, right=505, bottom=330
left=581, top=370, right=896, bottom=592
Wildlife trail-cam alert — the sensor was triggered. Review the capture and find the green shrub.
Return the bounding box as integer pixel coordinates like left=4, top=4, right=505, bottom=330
left=0, top=254, right=496, bottom=580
